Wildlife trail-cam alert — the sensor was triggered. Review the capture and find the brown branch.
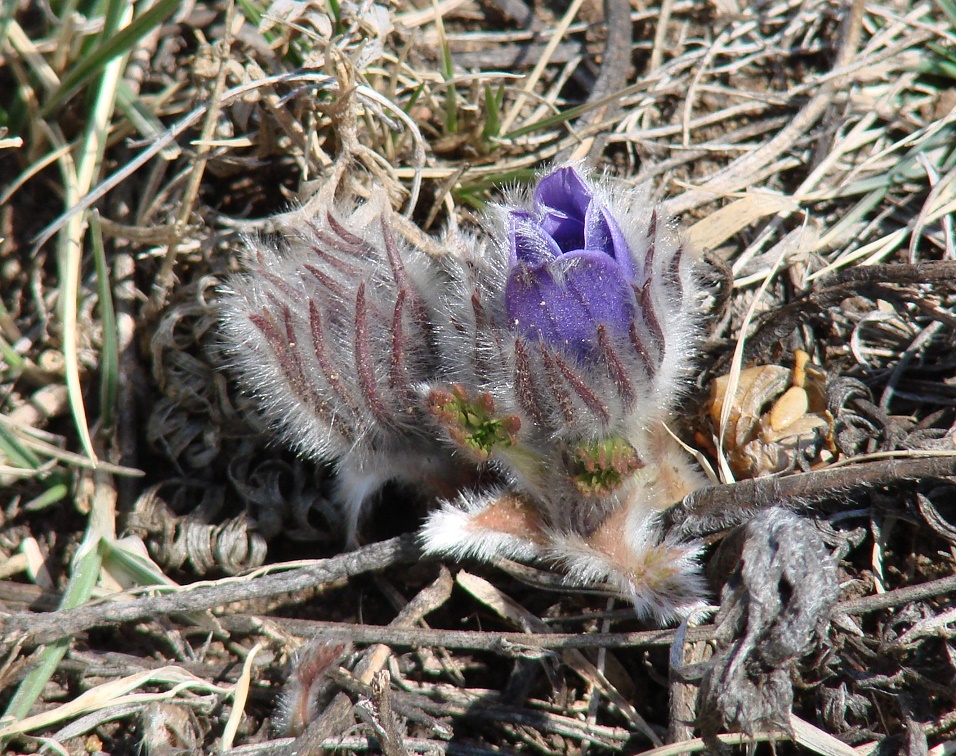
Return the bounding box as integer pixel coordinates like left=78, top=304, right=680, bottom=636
left=222, top=613, right=699, bottom=651
left=835, top=573, right=956, bottom=616
left=663, top=456, right=956, bottom=536
left=1, top=534, right=423, bottom=649
left=224, top=570, right=956, bottom=653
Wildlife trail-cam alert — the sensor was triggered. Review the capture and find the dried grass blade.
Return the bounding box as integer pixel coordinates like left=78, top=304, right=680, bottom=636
left=221, top=643, right=263, bottom=751
left=687, top=192, right=799, bottom=252
left=0, top=667, right=226, bottom=738
left=498, top=0, right=587, bottom=134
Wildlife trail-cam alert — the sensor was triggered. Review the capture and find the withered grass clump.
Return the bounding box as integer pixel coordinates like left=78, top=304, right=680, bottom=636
left=1, top=0, right=955, bottom=752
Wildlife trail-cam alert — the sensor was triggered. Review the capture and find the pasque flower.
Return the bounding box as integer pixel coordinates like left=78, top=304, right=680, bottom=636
left=505, top=167, right=637, bottom=359
left=218, top=191, right=476, bottom=543
left=422, top=164, right=710, bottom=620
left=437, top=164, right=700, bottom=452
left=220, top=164, right=710, bottom=624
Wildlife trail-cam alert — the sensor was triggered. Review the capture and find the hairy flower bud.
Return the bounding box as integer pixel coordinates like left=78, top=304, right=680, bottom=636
left=421, top=164, right=709, bottom=620
left=505, top=168, right=637, bottom=357
left=220, top=166, right=710, bottom=623
left=218, top=192, right=477, bottom=541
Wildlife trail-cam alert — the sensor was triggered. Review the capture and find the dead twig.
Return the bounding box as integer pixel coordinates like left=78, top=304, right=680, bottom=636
left=1, top=534, right=423, bottom=649
left=665, top=456, right=956, bottom=536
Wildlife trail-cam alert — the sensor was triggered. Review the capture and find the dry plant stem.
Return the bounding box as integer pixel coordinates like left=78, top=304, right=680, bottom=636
left=835, top=573, right=956, bottom=617
left=146, top=7, right=234, bottom=317
left=744, top=260, right=956, bottom=359
left=1, top=534, right=423, bottom=649
left=880, top=320, right=946, bottom=411
left=283, top=568, right=454, bottom=756
left=664, top=456, right=956, bottom=537
left=667, top=637, right=708, bottom=743
left=680, top=27, right=731, bottom=150
left=635, top=116, right=792, bottom=182
left=661, top=0, right=865, bottom=215
left=647, top=0, right=676, bottom=73
left=225, top=569, right=956, bottom=652
left=2, top=565, right=953, bottom=660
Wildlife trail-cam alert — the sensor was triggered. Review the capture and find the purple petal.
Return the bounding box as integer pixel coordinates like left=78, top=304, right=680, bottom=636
left=585, top=202, right=634, bottom=279
left=534, top=167, right=593, bottom=253
left=504, top=251, right=636, bottom=359
left=509, top=211, right=562, bottom=266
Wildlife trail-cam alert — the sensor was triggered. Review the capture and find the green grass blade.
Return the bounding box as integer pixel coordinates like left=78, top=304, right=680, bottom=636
left=0, top=0, right=16, bottom=54
left=39, top=0, right=179, bottom=118
left=0, top=421, right=42, bottom=469
left=90, top=212, right=118, bottom=429
left=114, top=80, right=181, bottom=159
left=23, top=481, right=70, bottom=511
left=57, top=0, right=137, bottom=464
left=434, top=8, right=457, bottom=134
left=481, top=82, right=501, bottom=143
left=100, top=538, right=176, bottom=587
left=0, top=334, right=25, bottom=373
left=235, top=0, right=263, bottom=25
left=403, top=81, right=426, bottom=114
left=0, top=535, right=102, bottom=730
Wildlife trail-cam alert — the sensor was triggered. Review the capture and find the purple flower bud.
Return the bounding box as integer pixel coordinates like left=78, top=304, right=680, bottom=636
left=504, top=167, right=637, bottom=358
left=220, top=166, right=711, bottom=625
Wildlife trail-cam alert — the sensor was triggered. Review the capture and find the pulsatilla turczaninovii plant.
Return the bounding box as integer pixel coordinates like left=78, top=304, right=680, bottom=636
left=219, top=165, right=709, bottom=622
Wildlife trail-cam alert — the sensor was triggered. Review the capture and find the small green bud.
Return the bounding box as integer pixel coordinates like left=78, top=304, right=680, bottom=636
left=565, top=436, right=644, bottom=496
left=428, top=385, right=521, bottom=461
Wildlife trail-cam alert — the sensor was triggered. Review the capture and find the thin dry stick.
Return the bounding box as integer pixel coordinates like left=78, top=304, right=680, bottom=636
left=647, top=0, right=676, bottom=73
left=664, top=455, right=956, bottom=536
left=680, top=26, right=731, bottom=149
left=835, top=573, right=956, bottom=617
left=1, top=534, right=423, bottom=649
left=220, top=571, right=956, bottom=653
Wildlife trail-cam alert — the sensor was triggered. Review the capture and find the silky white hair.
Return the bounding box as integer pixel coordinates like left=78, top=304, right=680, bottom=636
left=219, top=164, right=709, bottom=623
